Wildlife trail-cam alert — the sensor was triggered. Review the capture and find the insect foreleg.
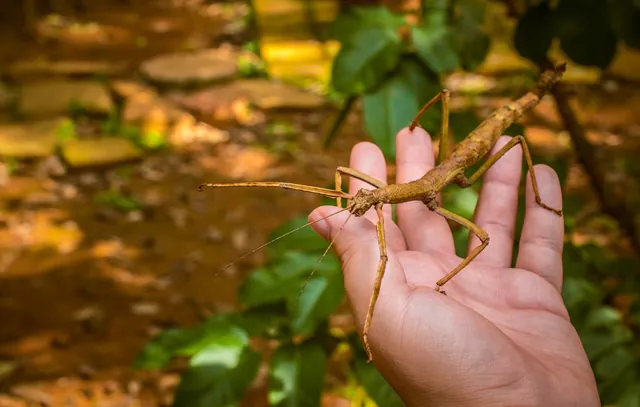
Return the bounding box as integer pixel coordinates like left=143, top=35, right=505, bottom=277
left=334, top=166, right=386, bottom=208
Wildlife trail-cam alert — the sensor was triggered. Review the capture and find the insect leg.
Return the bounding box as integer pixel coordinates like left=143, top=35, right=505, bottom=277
left=334, top=166, right=386, bottom=208
left=362, top=204, right=388, bottom=362
left=409, top=89, right=451, bottom=164
left=454, top=135, right=562, bottom=216
left=432, top=206, right=489, bottom=293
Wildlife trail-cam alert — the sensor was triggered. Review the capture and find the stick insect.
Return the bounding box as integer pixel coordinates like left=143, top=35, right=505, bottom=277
left=199, top=63, right=567, bottom=362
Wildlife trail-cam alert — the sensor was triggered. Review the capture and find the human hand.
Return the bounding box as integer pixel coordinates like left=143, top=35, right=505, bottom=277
left=308, top=127, right=600, bottom=407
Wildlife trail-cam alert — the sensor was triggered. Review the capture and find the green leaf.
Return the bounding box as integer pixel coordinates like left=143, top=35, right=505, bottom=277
left=514, top=2, right=555, bottom=63
left=289, top=256, right=344, bottom=335
left=444, top=188, right=478, bottom=221
left=451, top=0, right=491, bottom=70
left=329, top=6, right=405, bottom=45
left=598, top=366, right=640, bottom=405
left=562, top=244, right=590, bottom=278
left=411, top=22, right=460, bottom=73
left=398, top=56, right=443, bottom=133
left=555, top=0, right=618, bottom=69
left=617, top=384, right=640, bottom=407
left=267, top=216, right=328, bottom=258
left=453, top=226, right=470, bottom=258
left=594, top=346, right=637, bottom=381
left=584, top=306, right=623, bottom=331
left=134, top=327, right=203, bottom=370
left=268, top=342, right=328, bottom=407
left=449, top=110, right=481, bottom=143
left=331, top=26, right=404, bottom=94
left=581, top=327, right=633, bottom=361
left=173, top=344, right=261, bottom=407
left=609, top=0, right=640, bottom=49
left=562, top=276, right=603, bottom=310
left=239, top=252, right=336, bottom=307
left=231, top=304, right=290, bottom=338
left=355, top=357, right=404, bottom=407
left=362, top=58, right=440, bottom=159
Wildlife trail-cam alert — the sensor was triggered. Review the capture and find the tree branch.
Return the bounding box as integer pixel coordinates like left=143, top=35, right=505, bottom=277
left=549, top=83, right=640, bottom=253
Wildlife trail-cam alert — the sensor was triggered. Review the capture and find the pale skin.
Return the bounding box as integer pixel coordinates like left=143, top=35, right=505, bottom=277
left=308, top=127, right=600, bottom=407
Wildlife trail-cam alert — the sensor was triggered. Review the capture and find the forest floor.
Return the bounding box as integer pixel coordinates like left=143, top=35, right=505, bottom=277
left=0, top=1, right=639, bottom=406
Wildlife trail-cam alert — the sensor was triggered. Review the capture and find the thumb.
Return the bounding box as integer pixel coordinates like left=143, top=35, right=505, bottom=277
left=308, top=206, right=409, bottom=353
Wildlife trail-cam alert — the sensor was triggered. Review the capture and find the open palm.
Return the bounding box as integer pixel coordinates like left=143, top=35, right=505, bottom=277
left=309, top=127, right=599, bottom=407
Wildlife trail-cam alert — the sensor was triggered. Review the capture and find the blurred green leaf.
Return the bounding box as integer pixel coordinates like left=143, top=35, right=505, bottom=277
left=411, top=21, right=460, bottom=73
left=514, top=2, right=555, bottom=63
left=584, top=306, right=623, bottom=331
left=453, top=226, right=470, bottom=258
left=444, top=188, right=478, bottom=221
left=141, top=129, right=168, bottom=150
left=449, top=110, right=481, bottom=143
left=331, top=26, right=403, bottom=94
left=231, top=304, right=290, bottom=339
left=451, top=0, right=491, bottom=70
left=329, top=6, right=405, bottom=45
left=355, top=357, right=404, bottom=407
left=617, top=384, right=640, bottom=407
left=289, top=256, right=344, bottom=336
left=55, top=118, right=77, bottom=143
left=173, top=340, right=260, bottom=407
left=555, top=0, right=618, bottom=69
left=239, top=252, right=335, bottom=307
left=562, top=276, right=603, bottom=310
left=397, top=56, right=443, bottom=133
left=94, top=189, right=141, bottom=213
left=268, top=342, right=327, bottom=407
left=134, top=327, right=204, bottom=370
left=581, top=327, right=634, bottom=361
left=598, top=363, right=640, bottom=405
left=362, top=57, right=440, bottom=159
left=595, top=346, right=637, bottom=381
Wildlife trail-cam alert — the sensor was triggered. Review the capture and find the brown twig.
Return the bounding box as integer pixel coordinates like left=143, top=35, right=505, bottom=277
left=549, top=84, right=640, bottom=253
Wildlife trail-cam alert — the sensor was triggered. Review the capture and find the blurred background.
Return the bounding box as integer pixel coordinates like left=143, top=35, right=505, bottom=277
left=0, top=0, right=639, bottom=406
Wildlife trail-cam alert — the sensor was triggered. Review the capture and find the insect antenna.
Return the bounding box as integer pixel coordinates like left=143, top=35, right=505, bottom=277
left=213, top=207, right=350, bottom=277
left=297, top=212, right=353, bottom=300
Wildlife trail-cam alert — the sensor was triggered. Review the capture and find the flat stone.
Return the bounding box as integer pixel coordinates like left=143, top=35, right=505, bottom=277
left=0, top=119, right=63, bottom=158
left=18, top=80, right=113, bottom=117
left=7, top=59, right=129, bottom=79
left=62, top=138, right=143, bottom=167
left=235, top=79, right=326, bottom=110
left=168, top=78, right=326, bottom=117
left=111, top=80, right=192, bottom=124
left=140, top=48, right=238, bottom=87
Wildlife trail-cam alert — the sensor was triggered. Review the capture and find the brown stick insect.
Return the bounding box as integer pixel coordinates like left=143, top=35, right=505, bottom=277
left=198, top=63, right=567, bottom=362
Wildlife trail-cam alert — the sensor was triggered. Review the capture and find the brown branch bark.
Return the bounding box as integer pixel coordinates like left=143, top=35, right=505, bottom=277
left=549, top=84, right=640, bottom=254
